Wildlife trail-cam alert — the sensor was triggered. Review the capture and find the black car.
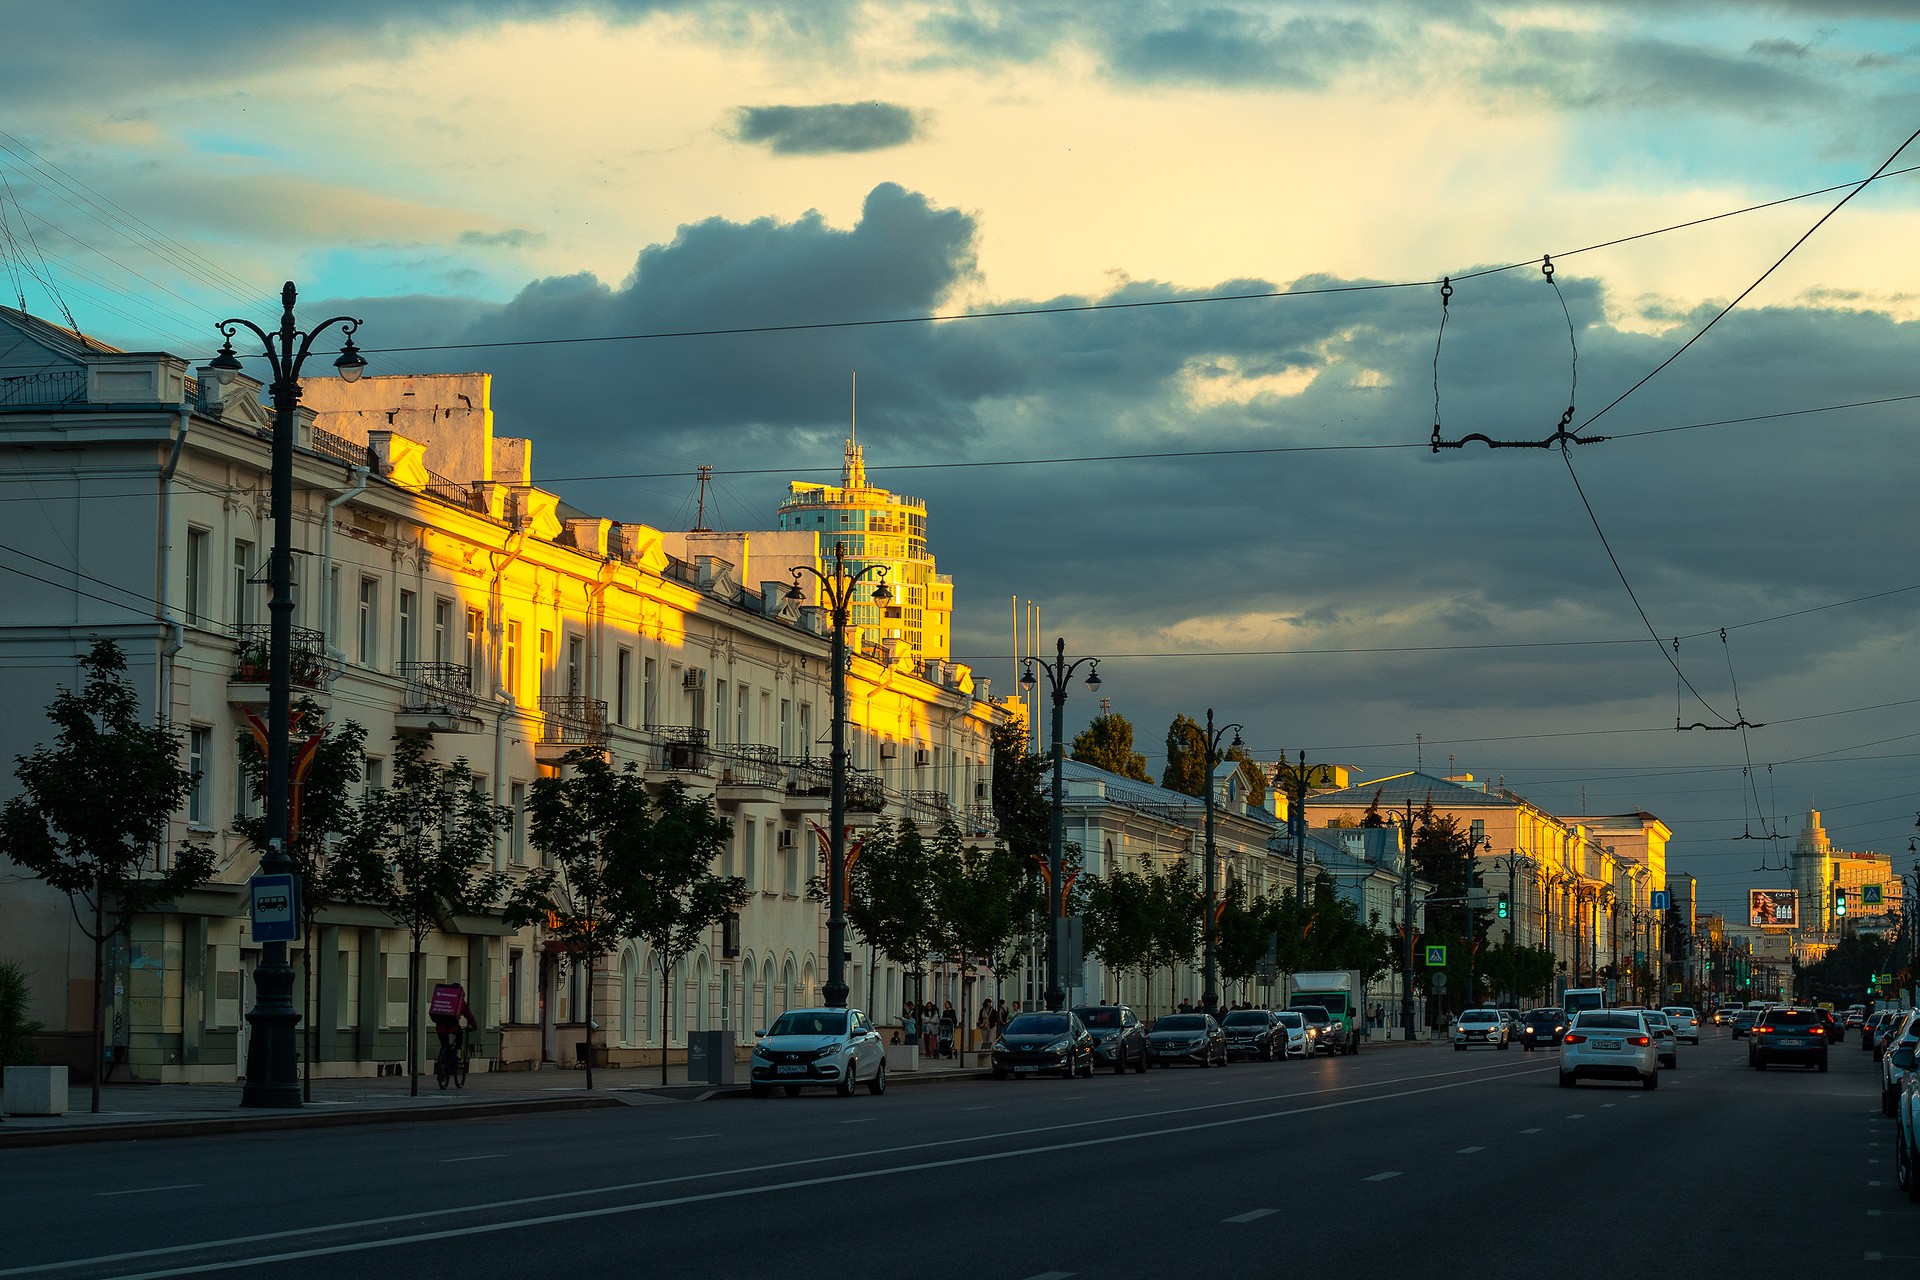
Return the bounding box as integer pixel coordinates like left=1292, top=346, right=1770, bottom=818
left=1291, top=1003, right=1346, bottom=1055
left=1818, top=1008, right=1846, bottom=1046
left=1731, top=1009, right=1759, bottom=1040
left=1147, top=1013, right=1227, bottom=1067
left=991, top=1011, right=1096, bottom=1079
left=1519, top=1007, right=1569, bottom=1051
left=1072, top=1004, right=1148, bottom=1074
left=1221, top=1009, right=1286, bottom=1061
left=1749, top=1007, right=1828, bottom=1071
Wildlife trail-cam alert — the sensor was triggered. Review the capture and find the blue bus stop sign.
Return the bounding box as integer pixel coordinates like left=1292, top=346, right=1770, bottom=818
left=249, top=873, right=299, bottom=943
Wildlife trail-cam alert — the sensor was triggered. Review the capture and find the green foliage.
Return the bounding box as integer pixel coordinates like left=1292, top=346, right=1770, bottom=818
left=339, top=734, right=505, bottom=1094
left=1214, top=881, right=1277, bottom=986
left=0, top=641, right=215, bottom=924
left=1070, top=712, right=1151, bottom=782
left=1082, top=862, right=1158, bottom=984
left=1801, top=933, right=1893, bottom=1000
left=937, top=824, right=1030, bottom=977
left=235, top=704, right=367, bottom=913
left=1146, top=859, right=1203, bottom=977
left=837, top=817, right=945, bottom=977
left=0, top=959, right=44, bottom=1066
left=1479, top=940, right=1558, bottom=1005
left=1160, top=714, right=1207, bottom=797
left=0, top=641, right=214, bottom=1109
left=990, top=720, right=1049, bottom=863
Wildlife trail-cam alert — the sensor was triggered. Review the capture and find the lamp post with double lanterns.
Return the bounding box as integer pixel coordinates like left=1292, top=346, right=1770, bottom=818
left=1197, top=708, right=1244, bottom=1017
left=1019, top=639, right=1101, bottom=1012
left=203, top=283, right=365, bottom=1109
left=787, top=541, right=892, bottom=1010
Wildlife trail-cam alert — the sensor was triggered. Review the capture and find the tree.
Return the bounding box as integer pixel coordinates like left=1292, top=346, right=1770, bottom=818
left=500, top=748, right=653, bottom=1090
left=1071, top=712, right=1150, bottom=782
left=0, top=959, right=45, bottom=1067
left=620, top=779, right=743, bottom=1087
left=0, top=641, right=214, bottom=1112
left=340, top=734, right=504, bottom=1096
left=1082, top=862, right=1157, bottom=1000
left=990, top=720, right=1049, bottom=864
left=1160, top=714, right=1263, bottom=805
left=934, top=824, right=1028, bottom=1046
left=1215, top=881, right=1279, bottom=1003
left=832, top=817, right=947, bottom=1012
left=1145, top=859, right=1203, bottom=1010
left=1160, top=715, right=1208, bottom=797
left=235, top=703, right=366, bottom=1100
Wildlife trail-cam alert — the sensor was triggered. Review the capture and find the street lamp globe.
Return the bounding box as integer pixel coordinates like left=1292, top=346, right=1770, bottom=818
left=1084, top=665, right=1101, bottom=692
left=871, top=576, right=893, bottom=604
left=332, top=335, right=367, bottom=382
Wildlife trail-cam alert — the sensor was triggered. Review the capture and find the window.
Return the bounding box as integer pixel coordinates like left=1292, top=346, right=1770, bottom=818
left=763, top=820, right=777, bottom=894
left=783, top=828, right=799, bottom=896
left=1470, top=819, right=1486, bottom=849
left=357, top=578, right=378, bottom=666
left=397, top=590, right=416, bottom=667
left=760, top=691, right=771, bottom=747
left=736, top=683, right=749, bottom=744
left=721, top=820, right=735, bottom=878
left=364, top=756, right=383, bottom=795
left=742, top=820, right=756, bottom=891
left=779, top=699, right=792, bottom=756
left=616, top=648, right=632, bottom=726
left=642, top=657, right=657, bottom=727
left=714, top=680, right=728, bottom=744
left=235, top=740, right=257, bottom=818
left=230, top=540, right=254, bottom=627
left=505, top=622, right=522, bottom=699
left=185, top=529, right=209, bottom=627
left=538, top=629, right=554, bottom=697
left=509, top=781, right=528, bottom=865
left=508, top=949, right=524, bottom=1024
left=565, top=635, right=583, bottom=697
left=433, top=598, right=453, bottom=663
left=465, top=607, right=483, bottom=673
left=799, top=704, right=812, bottom=755
left=187, top=727, right=210, bottom=826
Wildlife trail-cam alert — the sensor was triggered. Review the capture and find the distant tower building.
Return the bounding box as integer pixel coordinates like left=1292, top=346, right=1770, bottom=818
left=776, top=436, right=952, bottom=661
left=1789, top=807, right=1901, bottom=938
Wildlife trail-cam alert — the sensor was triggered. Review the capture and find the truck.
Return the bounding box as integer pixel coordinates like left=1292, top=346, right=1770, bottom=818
left=1562, top=987, right=1607, bottom=1021
left=1282, top=970, right=1364, bottom=1055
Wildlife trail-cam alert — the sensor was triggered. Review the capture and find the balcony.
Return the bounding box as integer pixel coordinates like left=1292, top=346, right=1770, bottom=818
left=715, top=743, right=782, bottom=805
left=648, top=726, right=712, bottom=780
left=964, top=803, right=997, bottom=838
left=906, top=790, right=952, bottom=827
left=536, top=694, right=609, bottom=763
left=779, top=759, right=886, bottom=815
left=395, top=662, right=483, bottom=735
left=227, top=624, right=333, bottom=705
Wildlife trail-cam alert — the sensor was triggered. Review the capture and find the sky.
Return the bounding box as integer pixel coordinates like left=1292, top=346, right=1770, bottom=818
left=4, top=0, right=1918, bottom=914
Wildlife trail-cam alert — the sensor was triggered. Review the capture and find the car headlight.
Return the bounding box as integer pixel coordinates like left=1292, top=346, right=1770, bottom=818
left=1045, top=1039, right=1070, bottom=1054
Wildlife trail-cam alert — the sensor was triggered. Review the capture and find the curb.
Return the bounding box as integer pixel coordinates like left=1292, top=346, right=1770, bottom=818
left=0, top=1094, right=625, bottom=1150
left=704, top=1069, right=996, bottom=1100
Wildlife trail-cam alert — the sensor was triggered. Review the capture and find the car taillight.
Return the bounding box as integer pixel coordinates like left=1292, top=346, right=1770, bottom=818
left=1755, top=1025, right=1772, bottom=1034
left=1810, top=1027, right=1823, bottom=1035
left=1629, top=1036, right=1650, bottom=1046
left=1564, top=1034, right=1586, bottom=1044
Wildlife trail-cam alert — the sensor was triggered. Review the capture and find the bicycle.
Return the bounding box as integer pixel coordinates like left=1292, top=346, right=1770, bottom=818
left=434, top=1036, right=471, bottom=1090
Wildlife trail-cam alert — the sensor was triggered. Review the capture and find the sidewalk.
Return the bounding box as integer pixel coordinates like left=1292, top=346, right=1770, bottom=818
left=0, top=1054, right=992, bottom=1149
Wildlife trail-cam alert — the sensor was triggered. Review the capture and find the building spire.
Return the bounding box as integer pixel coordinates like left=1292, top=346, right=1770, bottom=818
left=844, top=369, right=866, bottom=489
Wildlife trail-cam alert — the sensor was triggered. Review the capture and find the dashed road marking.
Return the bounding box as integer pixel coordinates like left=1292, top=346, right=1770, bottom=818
left=1521, top=1127, right=1542, bottom=1134
left=440, top=1154, right=511, bottom=1163
left=1566, top=1114, right=1585, bottom=1120
left=1364, top=1171, right=1402, bottom=1182
left=95, top=1185, right=204, bottom=1197
left=669, top=1134, right=720, bottom=1142
left=1224, top=1209, right=1277, bottom=1223
left=1457, top=1146, right=1484, bottom=1154
left=1022, top=1272, right=1076, bottom=1280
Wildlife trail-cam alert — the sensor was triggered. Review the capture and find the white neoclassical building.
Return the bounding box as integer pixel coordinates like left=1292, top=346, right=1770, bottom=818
left=0, top=308, right=1016, bottom=1081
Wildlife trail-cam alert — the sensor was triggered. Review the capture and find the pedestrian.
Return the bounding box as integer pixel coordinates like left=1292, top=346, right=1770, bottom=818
left=942, top=999, right=958, bottom=1055
left=1179, top=996, right=1193, bottom=1013
left=923, top=1003, right=938, bottom=1056
left=977, top=1000, right=993, bottom=1050
left=902, top=1005, right=917, bottom=1051
left=996, top=998, right=1010, bottom=1029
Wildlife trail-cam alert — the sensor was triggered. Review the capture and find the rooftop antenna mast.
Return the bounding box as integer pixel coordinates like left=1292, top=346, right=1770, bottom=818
left=843, top=370, right=867, bottom=489
left=692, top=464, right=712, bottom=532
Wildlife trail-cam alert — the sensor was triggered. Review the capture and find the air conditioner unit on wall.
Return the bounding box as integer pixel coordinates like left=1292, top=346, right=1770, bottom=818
left=913, top=749, right=931, bottom=766
left=879, top=742, right=898, bottom=760
left=777, top=828, right=795, bottom=849
left=683, top=668, right=706, bottom=690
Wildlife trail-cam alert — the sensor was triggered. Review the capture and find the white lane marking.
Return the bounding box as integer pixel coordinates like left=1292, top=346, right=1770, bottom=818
left=1601, top=1103, right=1616, bottom=1109
left=439, top=1154, right=510, bottom=1164
left=1224, top=1209, right=1277, bottom=1223
left=1364, top=1171, right=1402, bottom=1182
left=1022, top=1273, right=1076, bottom=1280
left=1870, top=1158, right=1881, bottom=1164
left=1870, top=1180, right=1883, bottom=1187
left=842, top=1118, right=877, bottom=1124
left=669, top=1134, right=720, bottom=1142
left=961, top=1105, right=994, bottom=1111
left=1521, top=1127, right=1542, bottom=1134
left=1565, top=1114, right=1584, bottom=1120
left=4, top=1062, right=1547, bottom=1280
left=94, top=1185, right=204, bottom=1198
left=1869, top=1210, right=1883, bottom=1217
left=1457, top=1146, right=1484, bottom=1154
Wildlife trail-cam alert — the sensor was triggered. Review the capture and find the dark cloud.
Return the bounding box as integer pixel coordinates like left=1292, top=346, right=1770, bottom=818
left=316, top=190, right=1920, bottom=909
left=458, top=228, right=547, bottom=250
left=730, top=102, right=923, bottom=155
left=1103, top=10, right=1383, bottom=87
left=1488, top=29, right=1822, bottom=113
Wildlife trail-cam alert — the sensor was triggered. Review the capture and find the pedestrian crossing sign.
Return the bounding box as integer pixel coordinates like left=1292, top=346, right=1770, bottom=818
left=1864, top=884, right=1883, bottom=905
left=1425, top=945, right=1447, bottom=967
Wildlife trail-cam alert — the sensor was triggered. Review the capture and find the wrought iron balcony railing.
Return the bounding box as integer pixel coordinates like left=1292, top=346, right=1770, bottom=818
left=538, top=694, right=609, bottom=749
left=230, top=623, right=332, bottom=689
left=398, top=661, right=477, bottom=717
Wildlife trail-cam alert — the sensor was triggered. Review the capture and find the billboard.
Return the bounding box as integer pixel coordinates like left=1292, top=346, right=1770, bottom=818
left=1749, top=888, right=1797, bottom=929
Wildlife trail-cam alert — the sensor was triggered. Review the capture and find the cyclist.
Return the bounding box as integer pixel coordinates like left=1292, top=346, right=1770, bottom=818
left=431, top=982, right=477, bottom=1076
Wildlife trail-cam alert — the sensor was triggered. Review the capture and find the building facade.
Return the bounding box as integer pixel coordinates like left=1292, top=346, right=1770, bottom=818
left=0, top=313, right=1014, bottom=1082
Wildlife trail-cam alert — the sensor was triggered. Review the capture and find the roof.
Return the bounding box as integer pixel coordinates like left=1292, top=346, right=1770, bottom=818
left=1305, top=770, right=1520, bottom=811
left=0, top=306, right=126, bottom=360
left=1060, top=758, right=1282, bottom=833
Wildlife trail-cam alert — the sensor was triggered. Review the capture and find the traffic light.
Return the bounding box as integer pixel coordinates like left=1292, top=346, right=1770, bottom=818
left=1496, top=893, right=1510, bottom=920
left=1834, top=886, right=1848, bottom=918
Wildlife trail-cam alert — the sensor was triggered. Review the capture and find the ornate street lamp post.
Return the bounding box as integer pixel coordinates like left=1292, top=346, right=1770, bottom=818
left=788, top=541, right=891, bottom=1009
left=1198, top=708, right=1243, bottom=1017
left=1019, top=638, right=1101, bottom=1012
left=204, top=282, right=365, bottom=1108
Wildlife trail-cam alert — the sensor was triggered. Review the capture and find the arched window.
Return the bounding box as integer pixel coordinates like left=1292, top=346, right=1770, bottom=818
left=719, top=967, right=733, bottom=1031
left=761, top=957, right=776, bottom=1028
left=693, top=953, right=710, bottom=1034
left=781, top=956, right=796, bottom=1015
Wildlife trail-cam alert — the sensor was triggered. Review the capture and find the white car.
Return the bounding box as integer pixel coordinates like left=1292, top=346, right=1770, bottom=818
left=1661, top=1006, right=1702, bottom=1044
left=1453, top=1008, right=1510, bottom=1050
left=749, top=1007, right=887, bottom=1098
left=1272, top=1009, right=1315, bottom=1058
left=1559, top=1008, right=1659, bottom=1090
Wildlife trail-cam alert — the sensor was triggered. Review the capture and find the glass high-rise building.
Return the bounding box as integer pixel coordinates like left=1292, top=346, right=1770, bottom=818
left=776, top=437, right=952, bottom=660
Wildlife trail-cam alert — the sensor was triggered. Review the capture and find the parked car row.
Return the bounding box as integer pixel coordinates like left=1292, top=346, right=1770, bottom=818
left=988, top=1003, right=1359, bottom=1079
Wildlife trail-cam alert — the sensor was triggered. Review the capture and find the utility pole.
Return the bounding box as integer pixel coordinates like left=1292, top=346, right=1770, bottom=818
left=1400, top=801, right=1417, bottom=1041
left=1198, top=708, right=1244, bottom=1016
left=1019, top=639, right=1102, bottom=1012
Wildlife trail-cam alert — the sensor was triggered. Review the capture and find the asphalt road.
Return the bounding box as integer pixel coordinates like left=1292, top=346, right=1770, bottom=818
left=4, top=1030, right=1909, bottom=1280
